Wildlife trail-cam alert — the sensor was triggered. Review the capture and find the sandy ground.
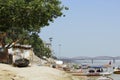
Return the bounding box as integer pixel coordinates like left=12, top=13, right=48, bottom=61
left=0, top=63, right=87, bottom=80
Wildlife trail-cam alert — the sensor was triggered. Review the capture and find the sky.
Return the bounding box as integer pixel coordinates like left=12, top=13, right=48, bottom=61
left=39, top=0, right=120, bottom=58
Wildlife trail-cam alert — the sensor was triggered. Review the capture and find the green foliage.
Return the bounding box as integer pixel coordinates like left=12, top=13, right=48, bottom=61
left=0, top=0, right=64, bottom=32
left=29, top=33, right=52, bottom=58
left=72, top=64, right=80, bottom=69
left=0, top=0, right=67, bottom=58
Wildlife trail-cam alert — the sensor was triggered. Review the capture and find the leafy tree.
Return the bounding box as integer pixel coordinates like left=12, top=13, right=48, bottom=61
left=29, top=33, right=51, bottom=58
left=0, top=0, right=67, bottom=58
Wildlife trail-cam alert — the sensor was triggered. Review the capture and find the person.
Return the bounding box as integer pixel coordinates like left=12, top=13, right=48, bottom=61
left=109, top=61, right=111, bottom=65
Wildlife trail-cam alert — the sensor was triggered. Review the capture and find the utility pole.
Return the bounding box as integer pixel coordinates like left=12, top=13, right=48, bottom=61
left=49, top=37, right=53, bottom=57
left=49, top=37, right=53, bottom=45
left=58, top=44, right=61, bottom=58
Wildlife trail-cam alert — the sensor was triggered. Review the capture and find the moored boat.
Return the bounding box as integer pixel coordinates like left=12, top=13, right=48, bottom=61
left=113, top=67, right=120, bottom=74
left=69, top=66, right=112, bottom=76
left=97, top=76, right=113, bottom=80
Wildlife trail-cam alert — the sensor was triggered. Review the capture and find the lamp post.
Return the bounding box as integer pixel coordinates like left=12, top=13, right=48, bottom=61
left=49, top=37, right=53, bottom=45
left=58, top=44, right=61, bottom=58
left=49, top=37, right=53, bottom=57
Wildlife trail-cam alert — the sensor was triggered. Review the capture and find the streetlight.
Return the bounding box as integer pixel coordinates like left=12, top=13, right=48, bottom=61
left=49, top=37, right=53, bottom=45
left=58, top=44, right=61, bottom=58
left=49, top=37, right=53, bottom=57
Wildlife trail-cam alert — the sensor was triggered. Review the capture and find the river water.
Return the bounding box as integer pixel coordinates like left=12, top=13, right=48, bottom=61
left=73, top=60, right=120, bottom=80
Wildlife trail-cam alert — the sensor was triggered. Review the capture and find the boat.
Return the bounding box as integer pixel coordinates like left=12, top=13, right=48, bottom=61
left=70, top=66, right=112, bottom=76
left=80, top=64, right=89, bottom=69
left=113, top=66, right=120, bottom=74
left=97, top=76, right=113, bottom=80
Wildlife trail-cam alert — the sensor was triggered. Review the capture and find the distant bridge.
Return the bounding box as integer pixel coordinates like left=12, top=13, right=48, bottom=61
left=59, top=56, right=120, bottom=63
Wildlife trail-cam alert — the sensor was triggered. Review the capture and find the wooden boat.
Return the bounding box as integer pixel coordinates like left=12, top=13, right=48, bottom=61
left=113, top=67, right=120, bottom=74
left=97, top=76, right=113, bottom=80
left=69, top=66, right=112, bottom=76
left=71, top=71, right=112, bottom=76
left=71, top=72, right=100, bottom=76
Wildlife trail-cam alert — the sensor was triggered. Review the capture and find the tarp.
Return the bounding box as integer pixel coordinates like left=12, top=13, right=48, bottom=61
left=55, top=60, right=63, bottom=65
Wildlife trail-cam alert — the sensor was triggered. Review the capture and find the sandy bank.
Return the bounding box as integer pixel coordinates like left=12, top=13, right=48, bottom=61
left=0, top=63, right=87, bottom=80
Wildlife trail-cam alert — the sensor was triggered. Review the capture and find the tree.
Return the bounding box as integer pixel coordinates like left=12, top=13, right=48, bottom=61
left=0, top=0, right=64, bottom=32
left=0, top=0, right=67, bottom=58
left=29, top=33, right=52, bottom=58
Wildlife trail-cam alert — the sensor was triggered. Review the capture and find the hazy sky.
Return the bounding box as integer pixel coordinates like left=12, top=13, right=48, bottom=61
left=40, top=0, right=120, bottom=58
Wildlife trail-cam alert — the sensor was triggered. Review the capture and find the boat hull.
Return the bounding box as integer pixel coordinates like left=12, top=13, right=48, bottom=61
left=113, top=71, right=120, bottom=74
left=97, top=76, right=113, bottom=80
left=71, top=72, right=111, bottom=76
